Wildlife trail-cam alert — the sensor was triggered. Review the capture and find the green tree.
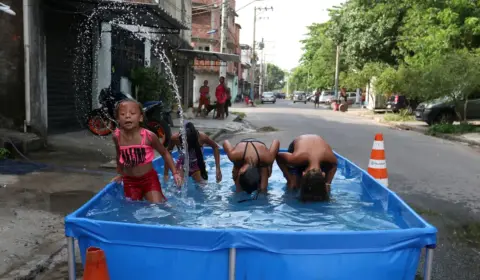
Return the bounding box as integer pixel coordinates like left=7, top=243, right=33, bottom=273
left=265, top=63, right=285, bottom=91
left=328, top=0, right=407, bottom=69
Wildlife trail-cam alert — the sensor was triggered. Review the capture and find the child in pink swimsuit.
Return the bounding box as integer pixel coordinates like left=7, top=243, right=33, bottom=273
left=112, top=99, right=182, bottom=203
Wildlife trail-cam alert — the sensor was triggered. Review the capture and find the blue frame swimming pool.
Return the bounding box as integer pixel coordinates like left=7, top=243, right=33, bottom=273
left=65, top=148, right=437, bottom=280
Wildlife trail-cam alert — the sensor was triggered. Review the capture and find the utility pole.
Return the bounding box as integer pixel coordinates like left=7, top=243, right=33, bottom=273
left=219, top=0, right=228, bottom=78
left=250, top=6, right=273, bottom=100
left=334, top=45, right=341, bottom=100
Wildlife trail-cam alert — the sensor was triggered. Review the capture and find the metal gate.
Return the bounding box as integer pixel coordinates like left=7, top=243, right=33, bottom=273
left=111, top=26, right=145, bottom=94
left=46, top=13, right=93, bottom=133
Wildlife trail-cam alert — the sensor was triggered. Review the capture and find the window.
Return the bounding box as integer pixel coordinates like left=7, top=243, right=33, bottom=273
left=204, top=46, right=210, bottom=51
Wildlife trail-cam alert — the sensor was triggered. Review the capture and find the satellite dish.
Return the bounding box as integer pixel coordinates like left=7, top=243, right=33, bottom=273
left=0, top=3, right=15, bottom=15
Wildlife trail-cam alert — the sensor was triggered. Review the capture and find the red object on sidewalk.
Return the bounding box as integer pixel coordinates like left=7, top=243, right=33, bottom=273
left=245, top=96, right=250, bottom=105
left=332, top=101, right=340, bottom=111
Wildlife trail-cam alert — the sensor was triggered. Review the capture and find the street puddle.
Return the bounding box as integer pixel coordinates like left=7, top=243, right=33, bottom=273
left=49, top=190, right=95, bottom=215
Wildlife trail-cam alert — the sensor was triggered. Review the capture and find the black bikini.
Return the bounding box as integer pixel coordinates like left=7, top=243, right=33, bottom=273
left=234, top=138, right=268, bottom=168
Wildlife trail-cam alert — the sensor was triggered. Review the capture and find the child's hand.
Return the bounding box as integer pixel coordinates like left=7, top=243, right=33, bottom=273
left=111, top=175, right=122, bottom=183
left=173, top=173, right=183, bottom=187
left=216, top=169, right=222, bottom=183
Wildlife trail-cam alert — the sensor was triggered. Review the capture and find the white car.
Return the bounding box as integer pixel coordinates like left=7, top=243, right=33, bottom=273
left=320, top=91, right=335, bottom=104
left=293, top=92, right=307, bottom=104
left=261, top=92, right=276, bottom=104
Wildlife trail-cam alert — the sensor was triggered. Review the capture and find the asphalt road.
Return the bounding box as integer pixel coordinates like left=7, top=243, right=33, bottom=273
left=222, top=99, right=480, bottom=280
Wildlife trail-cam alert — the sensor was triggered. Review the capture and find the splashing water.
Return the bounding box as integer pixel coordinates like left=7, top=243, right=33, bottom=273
left=71, top=3, right=191, bottom=185
left=156, top=49, right=189, bottom=188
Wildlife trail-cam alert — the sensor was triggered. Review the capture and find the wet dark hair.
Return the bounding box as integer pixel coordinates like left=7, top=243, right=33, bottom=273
left=299, top=169, right=329, bottom=202
left=239, top=165, right=260, bottom=194
left=180, top=122, right=208, bottom=180
left=114, top=99, right=144, bottom=121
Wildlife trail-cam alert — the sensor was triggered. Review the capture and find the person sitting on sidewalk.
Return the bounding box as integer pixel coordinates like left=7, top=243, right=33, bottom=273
left=215, top=76, right=227, bottom=120
left=223, top=138, right=280, bottom=196
left=164, top=122, right=222, bottom=184
left=196, top=80, right=210, bottom=117
left=276, top=134, right=337, bottom=202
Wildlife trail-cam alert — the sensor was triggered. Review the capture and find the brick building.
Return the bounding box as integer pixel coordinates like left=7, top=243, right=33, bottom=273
left=189, top=0, right=242, bottom=103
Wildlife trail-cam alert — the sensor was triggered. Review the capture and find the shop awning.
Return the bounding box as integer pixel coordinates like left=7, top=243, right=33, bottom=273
left=44, top=0, right=189, bottom=33
left=177, top=49, right=240, bottom=63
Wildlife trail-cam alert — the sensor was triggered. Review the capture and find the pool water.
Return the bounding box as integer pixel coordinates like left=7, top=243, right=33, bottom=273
left=84, top=155, right=405, bottom=231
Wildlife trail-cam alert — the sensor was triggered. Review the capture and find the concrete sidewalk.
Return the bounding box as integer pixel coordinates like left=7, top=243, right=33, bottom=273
left=45, top=114, right=245, bottom=165
left=345, top=108, right=480, bottom=146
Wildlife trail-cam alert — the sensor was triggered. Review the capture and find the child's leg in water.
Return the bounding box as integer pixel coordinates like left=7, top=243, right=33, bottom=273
left=145, top=191, right=166, bottom=203
left=191, top=171, right=204, bottom=183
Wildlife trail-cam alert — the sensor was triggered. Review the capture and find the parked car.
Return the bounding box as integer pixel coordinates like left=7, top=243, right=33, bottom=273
left=261, top=91, right=277, bottom=104
left=415, top=92, right=480, bottom=125
left=386, top=95, right=418, bottom=114
left=293, top=91, right=307, bottom=104
left=346, top=92, right=357, bottom=105
left=320, top=91, right=335, bottom=104
left=275, top=92, right=286, bottom=99
left=306, top=94, right=315, bottom=102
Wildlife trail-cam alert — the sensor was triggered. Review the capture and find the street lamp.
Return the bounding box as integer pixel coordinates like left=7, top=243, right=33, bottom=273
left=0, top=2, right=15, bottom=15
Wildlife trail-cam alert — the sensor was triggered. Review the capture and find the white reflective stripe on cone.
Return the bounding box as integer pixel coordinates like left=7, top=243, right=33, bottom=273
left=371, top=141, right=385, bottom=150
left=376, top=178, right=389, bottom=187
left=368, top=159, right=387, bottom=168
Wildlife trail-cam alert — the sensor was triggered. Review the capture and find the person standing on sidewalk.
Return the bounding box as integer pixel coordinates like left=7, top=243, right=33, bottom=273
left=314, top=88, right=321, bottom=108
left=215, top=76, right=227, bottom=120
left=196, top=80, right=210, bottom=117
left=225, top=87, right=232, bottom=117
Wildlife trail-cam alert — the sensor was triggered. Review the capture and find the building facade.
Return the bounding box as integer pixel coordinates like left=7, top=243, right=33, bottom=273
left=0, top=0, right=193, bottom=138
left=190, top=0, right=241, bottom=103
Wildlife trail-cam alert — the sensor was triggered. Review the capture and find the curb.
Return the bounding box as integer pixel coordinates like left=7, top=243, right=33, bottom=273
left=391, top=123, right=480, bottom=147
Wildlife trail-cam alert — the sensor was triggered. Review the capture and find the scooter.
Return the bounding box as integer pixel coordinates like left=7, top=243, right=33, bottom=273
left=86, top=88, right=172, bottom=147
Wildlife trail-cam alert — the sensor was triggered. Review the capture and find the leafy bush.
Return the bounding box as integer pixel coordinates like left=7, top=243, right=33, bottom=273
left=130, top=67, right=174, bottom=105
left=0, top=148, right=10, bottom=160
left=383, top=109, right=415, bottom=122
left=427, top=123, right=480, bottom=135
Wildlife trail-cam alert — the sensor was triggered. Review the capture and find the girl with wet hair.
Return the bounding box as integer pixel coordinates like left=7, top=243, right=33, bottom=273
left=164, top=122, right=222, bottom=183
left=223, top=138, right=280, bottom=195
left=276, top=134, right=337, bottom=202
left=111, top=99, right=182, bottom=203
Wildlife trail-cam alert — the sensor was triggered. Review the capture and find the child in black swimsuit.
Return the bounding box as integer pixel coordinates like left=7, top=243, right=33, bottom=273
left=223, top=138, right=280, bottom=195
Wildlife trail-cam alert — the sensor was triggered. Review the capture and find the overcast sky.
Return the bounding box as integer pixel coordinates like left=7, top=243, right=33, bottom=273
left=236, top=0, right=345, bottom=71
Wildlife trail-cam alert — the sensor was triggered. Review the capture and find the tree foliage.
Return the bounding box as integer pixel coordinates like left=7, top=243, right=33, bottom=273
left=289, top=0, right=480, bottom=117
left=265, top=63, right=285, bottom=91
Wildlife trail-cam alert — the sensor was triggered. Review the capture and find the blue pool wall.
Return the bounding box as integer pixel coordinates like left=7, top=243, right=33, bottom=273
left=65, top=148, right=437, bottom=280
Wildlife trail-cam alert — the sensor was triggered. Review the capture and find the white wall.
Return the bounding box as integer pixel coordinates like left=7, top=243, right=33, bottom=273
left=193, top=72, right=219, bottom=103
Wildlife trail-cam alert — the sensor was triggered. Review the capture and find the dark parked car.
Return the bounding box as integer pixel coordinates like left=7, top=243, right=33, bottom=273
left=415, top=91, right=480, bottom=125
left=275, top=92, right=286, bottom=99
left=386, top=95, right=419, bottom=114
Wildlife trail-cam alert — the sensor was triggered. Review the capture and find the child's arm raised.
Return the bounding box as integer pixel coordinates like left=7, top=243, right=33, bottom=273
left=200, top=132, right=222, bottom=182
left=149, top=131, right=183, bottom=186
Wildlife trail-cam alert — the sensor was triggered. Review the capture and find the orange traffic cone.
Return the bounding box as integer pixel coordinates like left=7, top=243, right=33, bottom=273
left=367, top=133, right=389, bottom=187
left=83, top=247, right=110, bottom=280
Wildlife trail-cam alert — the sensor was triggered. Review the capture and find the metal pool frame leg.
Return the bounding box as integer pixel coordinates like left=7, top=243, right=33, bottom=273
left=67, top=237, right=76, bottom=280
left=423, top=247, right=434, bottom=280
left=228, top=248, right=236, bottom=280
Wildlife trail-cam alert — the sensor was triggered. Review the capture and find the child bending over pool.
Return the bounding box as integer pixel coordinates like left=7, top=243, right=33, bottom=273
left=111, top=99, right=182, bottom=203
left=164, top=122, right=222, bottom=183
left=276, top=134, right=337, bottom=202
left=223, top=138, right=280, bottom=195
